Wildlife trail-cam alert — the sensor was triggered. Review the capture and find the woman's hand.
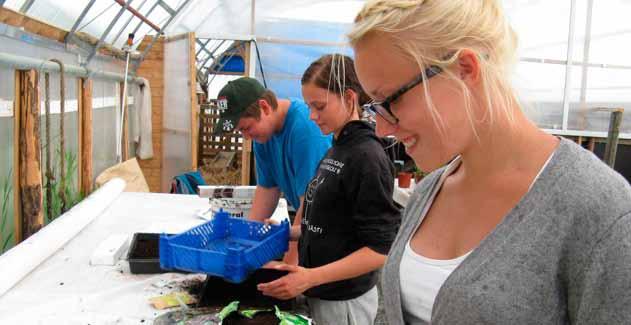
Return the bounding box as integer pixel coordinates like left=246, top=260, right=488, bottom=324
left=257, top=263, right=318, bottom=300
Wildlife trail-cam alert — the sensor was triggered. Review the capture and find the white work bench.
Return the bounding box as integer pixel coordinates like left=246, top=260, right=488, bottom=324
left=0, top=179, right=412, bottom=324
left=0, top=180, right=287, bottom=324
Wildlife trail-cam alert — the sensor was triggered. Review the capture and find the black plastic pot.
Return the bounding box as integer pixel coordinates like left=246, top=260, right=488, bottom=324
left=127, top=232, right=172, bottom=274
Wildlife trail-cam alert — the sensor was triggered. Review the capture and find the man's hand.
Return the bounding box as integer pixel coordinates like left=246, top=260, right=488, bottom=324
left=257, top=263, right=318, bottom=300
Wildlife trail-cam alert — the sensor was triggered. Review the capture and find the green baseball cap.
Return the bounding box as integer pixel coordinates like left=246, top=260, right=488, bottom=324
left=213, top=77, right=266, bottom=135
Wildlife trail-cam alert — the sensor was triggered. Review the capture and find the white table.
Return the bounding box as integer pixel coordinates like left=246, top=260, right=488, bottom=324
left=0, top=190, right=262, bottom=324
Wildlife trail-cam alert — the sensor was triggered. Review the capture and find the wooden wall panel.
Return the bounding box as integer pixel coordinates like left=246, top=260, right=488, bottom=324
left=0, top=7, right=66, bottom=42
left=136, top=36, right=165, bottom=192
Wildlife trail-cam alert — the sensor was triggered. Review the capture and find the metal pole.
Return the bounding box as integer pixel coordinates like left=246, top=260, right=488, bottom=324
left=111, top=0, right=149, bottom=45
left=578, top=0, right=595, bottom=129
left=130, top=2, right=159, bottom=37
left=19, top=0, right=35, bottom=13
left=250, top=0, right=256, bottom=36
left=249, top=0, right=257, bottom=77
left=196, top=39, right=211, bottom=57
left=157, top=0, right=175, bottom=15
left=85, top=0, right=135, bottom=66
left=199, top=40, right=225, bottom=71
left=604, top=109, right=624, bottom=168
left=131, top=0, right=192, bottom=73
left=0, top=52, right=143, bottom=84
left=561, top=0, right=577, bottom=131
left=118, top=51, right=131, bottom=163
left=66, top=0, right=97, bottom=42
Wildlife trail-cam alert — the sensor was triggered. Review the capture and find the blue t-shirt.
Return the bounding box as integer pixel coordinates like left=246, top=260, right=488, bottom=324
left=254, top=98, right=332, bottom=209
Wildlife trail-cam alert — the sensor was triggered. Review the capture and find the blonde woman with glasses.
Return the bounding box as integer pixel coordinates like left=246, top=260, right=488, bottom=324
left=349, top=0, right=631, bottom=324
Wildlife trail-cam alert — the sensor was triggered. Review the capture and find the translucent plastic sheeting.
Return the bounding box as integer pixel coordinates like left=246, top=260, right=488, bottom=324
left=162, top=37, right=193, bottom=192
left=513, top=62, right=567, bottom=130
left=3, top=0, right=174, bottom=50
left=589, top=1, right=631, bottom=67
left=504, top=0, right=572, bottom=61
left=0, top=67, right=15, bottom=254
left=569, top=67, right=631, bottom=133
left=254, top=42, right=353, bottom=100
left=92, top=80, right=119, bottom=182
left=168, top=0, right=253, bottom=38
left=3, top=0, right=95, bottom=31
left=169, top=0, right=362, bottom=41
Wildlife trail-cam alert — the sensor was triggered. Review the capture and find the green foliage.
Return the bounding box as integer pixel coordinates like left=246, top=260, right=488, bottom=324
left=43, top=149, right=83, bottom=223
left=1, top=169, right=14, bottom=254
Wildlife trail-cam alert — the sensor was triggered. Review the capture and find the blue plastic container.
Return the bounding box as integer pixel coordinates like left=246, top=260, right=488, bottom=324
left=159, top=210, right=290, bottom=283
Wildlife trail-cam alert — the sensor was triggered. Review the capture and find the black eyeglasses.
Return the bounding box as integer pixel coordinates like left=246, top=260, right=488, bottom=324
left=362, top=65, right=443, bottom=124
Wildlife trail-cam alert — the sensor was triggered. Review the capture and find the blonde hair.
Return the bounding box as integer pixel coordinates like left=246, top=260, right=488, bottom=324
left=348, top=0, right=520, bottom=136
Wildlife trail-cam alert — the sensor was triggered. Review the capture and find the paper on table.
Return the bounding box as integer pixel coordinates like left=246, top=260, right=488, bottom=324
left=194, top=198, right=290, bottom=223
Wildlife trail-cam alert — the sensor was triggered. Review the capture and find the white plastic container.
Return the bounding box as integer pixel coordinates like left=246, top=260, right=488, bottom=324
left=210, top=198, right=253, bottom=218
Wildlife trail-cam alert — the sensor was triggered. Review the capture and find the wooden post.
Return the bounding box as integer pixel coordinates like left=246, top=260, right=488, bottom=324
left=78, top=78, right=93, bottom=196
left=15, top=70, right=43, bottom=240
left=136, top=36, right=165, bottom=192
left=241, top=41, right=253, bottom=185
left=604, top=108, right=624, bottom=168
left=588, top=137, right=596, bottom=152
left=241, top=140, right=252, bottom=185
left=189, top=32, right=199, bottom=171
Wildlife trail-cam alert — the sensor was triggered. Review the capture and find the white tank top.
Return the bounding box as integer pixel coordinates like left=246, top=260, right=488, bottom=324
left=399, top=153, right=554, bottom=323
left=400, top=241, right=471, bottom=323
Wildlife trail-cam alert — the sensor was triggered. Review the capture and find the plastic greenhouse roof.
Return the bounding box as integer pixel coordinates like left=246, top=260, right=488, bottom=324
left=2, top=0, right=630, bottom=134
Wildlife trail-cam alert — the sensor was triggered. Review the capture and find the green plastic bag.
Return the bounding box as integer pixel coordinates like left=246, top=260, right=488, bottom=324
left=274, top=306, right=312, bottom=325
left=239, top=308, right=271, bottom=319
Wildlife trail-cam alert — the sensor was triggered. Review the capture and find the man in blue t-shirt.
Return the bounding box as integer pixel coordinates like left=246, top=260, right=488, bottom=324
left=214, top=77, right=332, bottom=263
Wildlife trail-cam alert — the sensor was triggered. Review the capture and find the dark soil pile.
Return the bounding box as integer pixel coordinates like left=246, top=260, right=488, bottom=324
left=222, top=311, right=279, bottom=325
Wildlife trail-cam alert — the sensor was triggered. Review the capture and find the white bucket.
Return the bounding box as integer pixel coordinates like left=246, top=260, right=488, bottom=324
left=210, top=198, right=253, bottom=219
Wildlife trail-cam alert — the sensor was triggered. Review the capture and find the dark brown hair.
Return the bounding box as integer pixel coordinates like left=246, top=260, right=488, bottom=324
left=301, top=54, right=371, bottom=108
left=241, top=90, right=278, bottom=120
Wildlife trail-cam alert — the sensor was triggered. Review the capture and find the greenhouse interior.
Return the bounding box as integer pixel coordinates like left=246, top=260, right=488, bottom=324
left=0, top=0, right=630, bottom=324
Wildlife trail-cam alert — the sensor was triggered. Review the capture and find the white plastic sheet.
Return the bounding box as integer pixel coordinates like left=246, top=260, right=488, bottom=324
left=0, top=178, right=126, bottom=298
left=162, top=36, right=193, bottom=191
left=0, top=189, right=211, bottom=324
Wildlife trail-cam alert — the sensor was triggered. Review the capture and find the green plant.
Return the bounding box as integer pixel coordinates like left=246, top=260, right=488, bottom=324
left=43, top=149, right=83, bottom=223
left=1, top=169, right=14, bottom=254
left=411, top=165, right=428, bottom=182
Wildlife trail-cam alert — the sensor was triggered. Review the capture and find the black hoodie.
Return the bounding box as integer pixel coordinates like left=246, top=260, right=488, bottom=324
left=299, top=120, right=401, bottom=300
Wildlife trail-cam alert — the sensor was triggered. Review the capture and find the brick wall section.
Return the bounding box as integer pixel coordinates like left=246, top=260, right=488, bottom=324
left=136, top=37, right=164, bottom=192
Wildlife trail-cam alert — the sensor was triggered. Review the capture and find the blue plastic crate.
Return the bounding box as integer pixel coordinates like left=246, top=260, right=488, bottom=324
left=159, top=210, right=289, bottom=283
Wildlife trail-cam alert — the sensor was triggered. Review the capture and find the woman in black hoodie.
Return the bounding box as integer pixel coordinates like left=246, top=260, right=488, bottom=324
left=258, top=54, right=401, bottom=325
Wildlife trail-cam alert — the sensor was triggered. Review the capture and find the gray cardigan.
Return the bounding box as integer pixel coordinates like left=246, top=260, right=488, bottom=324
left=382, top=138, right=631, bottom=324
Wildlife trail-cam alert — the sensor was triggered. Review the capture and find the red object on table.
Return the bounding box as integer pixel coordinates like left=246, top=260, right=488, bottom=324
left=398, top=172, right=412, bottom=188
